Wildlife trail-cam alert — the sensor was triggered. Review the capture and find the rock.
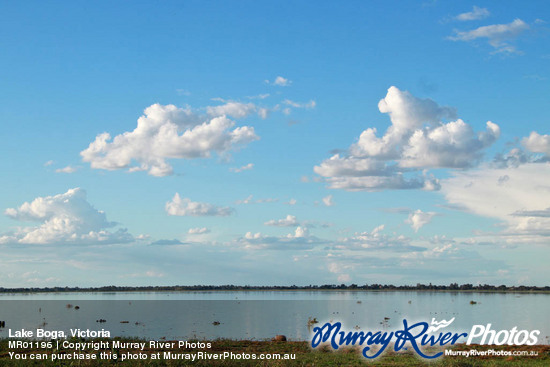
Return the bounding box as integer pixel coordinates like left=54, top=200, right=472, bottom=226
left=272, top=335, right=287, bottom=342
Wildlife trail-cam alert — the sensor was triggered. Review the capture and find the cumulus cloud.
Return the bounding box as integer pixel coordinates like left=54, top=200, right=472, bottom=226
left=317, top=168, right=439, bottom=191
left=229, top=163, right=254, bottom=173
left=206, top=101, right=262, bottom=119
left=165, top=194, right=233, bottom=216
left=493, top=148, right=530, bottom=168
left=81, top=103, right=259, bottom=177
left=335, top=224, right=426, bottom=252
left=238, top=227, right=322, bottom=250
left=400, top=120, right=500, bottom=168
left=188, top=227, right=210, bottom=235
left=406, top=210, right=437, bottom=232
left=264, top=215, right=299, bottom=227
left=404, top=243, right=480, bottom=261
left=455, top=6, right=490, bottom=21
left=314, top=86, right=498, bottom=191
left=266, top=76, right=292, bottom=86
left=327, top=261, right=354, bottom=280
left=522, top=131, right=550, bottom=155
left=1, top=188, right=133, bottom=245
left=449, top=19, right=529, bottom=54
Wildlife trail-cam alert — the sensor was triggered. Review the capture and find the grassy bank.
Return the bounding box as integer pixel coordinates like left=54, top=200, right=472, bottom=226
left=1, top=338, right=549, bottom=366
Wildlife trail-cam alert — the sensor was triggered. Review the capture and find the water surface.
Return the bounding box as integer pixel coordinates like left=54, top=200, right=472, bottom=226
left=0, top=291, right=548, bottom=343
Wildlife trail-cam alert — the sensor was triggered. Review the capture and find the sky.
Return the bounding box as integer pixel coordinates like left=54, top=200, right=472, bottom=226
left=1, top=1, right=549, bottom=287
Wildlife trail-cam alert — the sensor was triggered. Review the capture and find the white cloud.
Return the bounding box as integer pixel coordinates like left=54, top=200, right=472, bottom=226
left=229, top=163, right=254, bottom=173
left=235, top=195, right=278, bottom=205
left=337, top=274, right=351, bottom=282
left=455, top=6, right=490, bottom=21
left=283, top=99, right=316, bottom=109
left=264, top=215, right=299, bottom=227
left=257, top=108, right=269, bottom=119
left=400, top=120, right=500, bottom=168
left=165, top=194, right=233, bottom=216
left=247, top=93, right=270, bottom=100
left=403, top=243, right=475, bottom=260
left=406, top=210, right=437, bottom=232
left=293, top=226, right=309, bottom=238
left=442, top=162, right=550, bottom=241
left=286, top=198, right=297, bottom=205
left=149, top=239, right=187, bottom=246
left=512, top=208, right=550, bottom=218
left=1, top=188, right=133, bottom=245
left=206, top=101, right=262, bottom=119
left=522, top=131, right=550, bottom=155
left=336, top=225, right=426, bottom=252
left=449, top=19, right=529, bottom=54
left=279, top=99, right=316, bottom=116
left=320, top=173, right=440, bottom=192
left=315, top=86, right=498, bottom=191
left=238, top=227, right=323, bottom=250
left=81, top=103, right=259, bottom=177
left=328, top=262, right=351, bottom=274
left=145, top=270, right=165, bottom=278
left=492, top=148, right=530, bottom=168
left=315, top=155, right=391, bottom=177
left=266, top=76, right=292, bottom=86
left=55, top=165, right=79, bottom=174
left=236, top=195, right=253, bottom=205
left=256, top=198, right=278, bottom=204
left=375, top=86, right=457, bottom=137
left=44, top=160, right=54, bottom=167
left=188, top=227, right=211, bottom=235
left=322, top=195, right=334, bottom=207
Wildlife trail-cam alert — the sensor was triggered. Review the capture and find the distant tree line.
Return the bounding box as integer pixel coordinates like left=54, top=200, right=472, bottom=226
left=0, top=283, right=549, bottom=293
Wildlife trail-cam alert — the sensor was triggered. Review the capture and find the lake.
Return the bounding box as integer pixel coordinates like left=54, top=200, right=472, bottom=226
left=0, top=291, right=548, bottom=343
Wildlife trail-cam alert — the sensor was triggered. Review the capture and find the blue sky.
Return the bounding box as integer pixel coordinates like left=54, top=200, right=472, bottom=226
left=1, top=1, right=549, bottom=287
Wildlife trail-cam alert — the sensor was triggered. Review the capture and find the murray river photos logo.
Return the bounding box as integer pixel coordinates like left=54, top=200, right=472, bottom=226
left=310, top=318, right=540, bottom=359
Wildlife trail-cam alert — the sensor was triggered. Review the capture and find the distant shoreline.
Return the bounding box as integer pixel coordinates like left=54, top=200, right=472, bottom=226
left=1, top=284, right=549, bottom=294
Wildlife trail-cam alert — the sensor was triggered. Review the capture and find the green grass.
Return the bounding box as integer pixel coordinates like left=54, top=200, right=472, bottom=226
left=0, top=338, right=548, bottom=366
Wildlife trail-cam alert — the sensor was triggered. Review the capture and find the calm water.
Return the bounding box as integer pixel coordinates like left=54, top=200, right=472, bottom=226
left=0, top=291, right=548, bottom=343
